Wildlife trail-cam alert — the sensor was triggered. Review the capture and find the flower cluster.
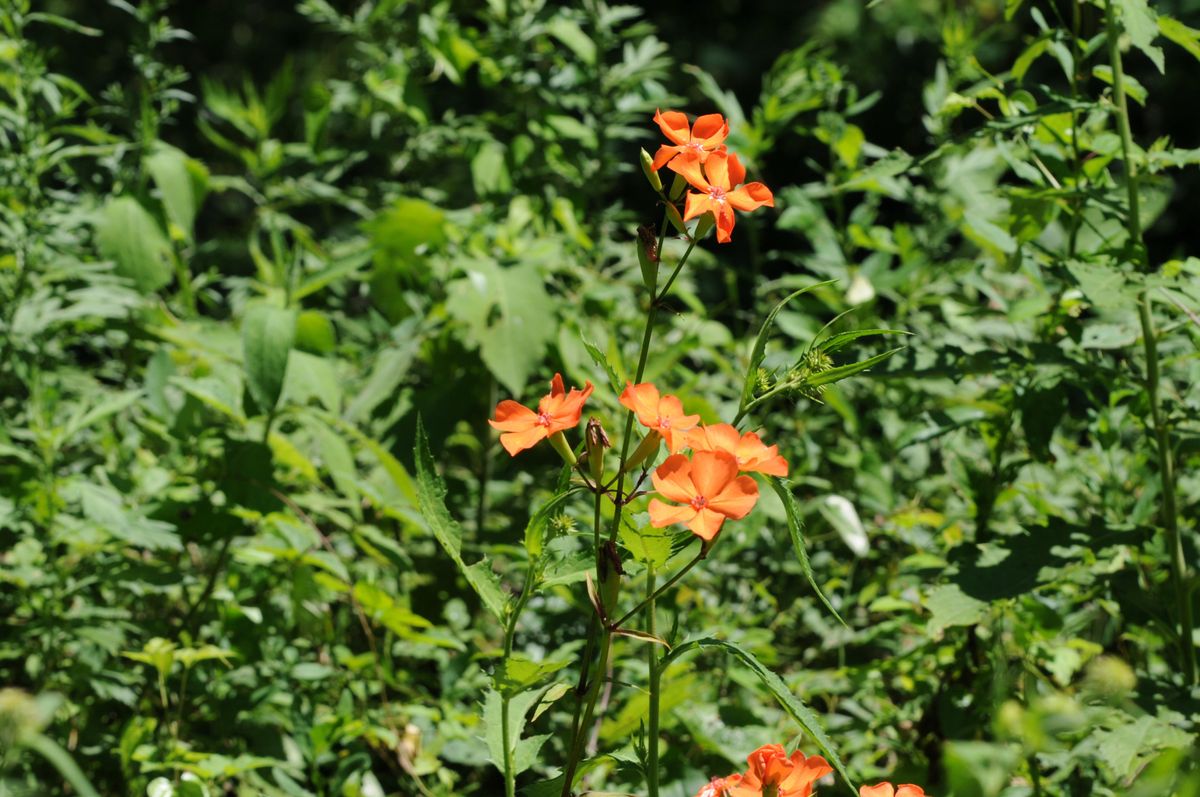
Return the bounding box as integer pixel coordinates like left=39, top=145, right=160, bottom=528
left=646, top=109, right=775, bottom=244
left=488, top=375, right=787, bottom=544
left=694, top=744, right=929, bottom=797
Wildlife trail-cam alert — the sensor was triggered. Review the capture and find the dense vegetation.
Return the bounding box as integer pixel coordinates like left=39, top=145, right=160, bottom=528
left=2, top=1, right=1199, bottom=796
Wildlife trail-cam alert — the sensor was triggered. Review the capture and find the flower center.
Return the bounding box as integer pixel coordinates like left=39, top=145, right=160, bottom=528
left=658, top=416, right=671, bottom=430
left=536, top=412, right=552, bottom=427
left=690, top=494, right=708, bottom=510
left=708, top=186, right=727, bottom=204
left=688, top=140, right=704, bottom=152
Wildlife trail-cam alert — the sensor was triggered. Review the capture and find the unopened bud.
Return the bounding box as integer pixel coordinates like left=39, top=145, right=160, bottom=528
left=663, top=202, right=688, bottom=238
left=668, top=171, right=687, bottom=201
left=585, top=417, right=610, bottom=485
left=599, top=540, right=623, bottom=615
left=639, top=148, right=663, bottom=193
left=622, top=430, right=662, bottom=475
left=693, top=212, right=714, bottom=240
left=636, top=225, right=659, bottom=291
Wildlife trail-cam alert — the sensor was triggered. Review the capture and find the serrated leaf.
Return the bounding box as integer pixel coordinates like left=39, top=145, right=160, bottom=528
left=465, top=559, right=508, bottom=621
left=661, top=637, right=853, bottom=792
left=242, top=304, right=296, bottom=414
left=94, top=196, right=173, bottom=292
left=925, top=583, right=988, bottom=635
left=582, top=334, right=623, bottom=398
left=1116, top=0, right=1164, bottom=72
left=1158, top=16, right=1200, bottom=62
left=817, top=328, right=910, bottom=355
left=767, top=477, right=845, bottom=625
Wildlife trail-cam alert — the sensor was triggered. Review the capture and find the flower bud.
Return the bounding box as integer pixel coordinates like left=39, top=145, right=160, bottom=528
left=668, top=171, right=687, bottom=201
left=585, top=417, right=610, bottom=485
left=639, top=148, right=663, bottom=193
left=636, top=225, right=659, bottom=292
left=622, top=430, right=661, bottom=475
left=693, top=212, right=715, bottom=241
left=663, top=202, right=688, bottom=238
left=599, top=540, right=623, bottom=615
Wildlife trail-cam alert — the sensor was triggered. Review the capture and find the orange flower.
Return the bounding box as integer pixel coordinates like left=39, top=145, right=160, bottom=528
left=650, top=109, right=730, bottom=171
left=860, top=784, right=927, bottom=797
left=489, top=373, right=594, bottom=456
left=688, top=423, right=789, bottom=477
left=648, top=451, right=759, bottom=541
left=695, top=775, right=744, bottom=797
left=619, top=382, right=700, bottom=454
left=668, top=149, right=774, bottom=244
left=729, top=744, right=832, bottom=797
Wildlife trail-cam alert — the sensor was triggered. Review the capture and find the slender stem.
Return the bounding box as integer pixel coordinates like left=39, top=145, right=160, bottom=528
left=1106, top=0, right=1196, bottom=684
left=655, top=240, right=698, bottom=303
left=645, top=569, right=661, bottom=797
left=502, top=691, right=516, bottom=797
left=612, top=549, right=704, bottom=630
left=559, top=630, right=613, bottom=796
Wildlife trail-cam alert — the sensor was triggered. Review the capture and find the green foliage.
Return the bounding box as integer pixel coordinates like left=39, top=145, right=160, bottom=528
left=2, top=1, right=1200, bottom=796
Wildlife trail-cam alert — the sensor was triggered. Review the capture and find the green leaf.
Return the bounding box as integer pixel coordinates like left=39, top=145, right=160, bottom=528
left=1116, top=0, right=1164, bottom=72
left=415, top=418, right=509, bottom=618
left=767, top=478, right=845, bottom=625
left=925, top=583, right=988, bottom=635
left=94, top=196, right=174, bottom=292
left=446, top=260, right=556, bottom=395
left=742, top=282, right=837, bottom=409
left=816, top=328, right=910, bottom=355
left=1158, top=16, right=1200, bottom=62
left=146, top=143, right=209, bottom=238
left=1094, top=715, right=1194, bottom=779
left=545, top=18, right=595, bottom=64
left=242, top=304, right=296, bottom=414
left=524, top=487, right=582, bottom=559
left=803, top=347, right=905, bottom=389
left=22, top=733, right=101, bottom=797
left=471, top=140, right=511, bottom=197
left=582, top=334, right=623, bottom=398
left=618, top=523, right=673, bottom=570
left=661, top=637, right=854, bottom=793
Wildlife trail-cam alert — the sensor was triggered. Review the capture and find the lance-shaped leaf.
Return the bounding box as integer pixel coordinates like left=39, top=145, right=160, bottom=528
left=768, top=477, right=845, bottom=626
left=661, top=637, right=855, bottom=794
left=242, top=304, right=296, bottom=414
left=741, top=281, right=836, bottom=410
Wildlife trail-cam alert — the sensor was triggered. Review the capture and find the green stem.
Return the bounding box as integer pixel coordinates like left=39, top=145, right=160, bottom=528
left=645, top=569, right=661, bottom=797
left=612, top=549, right=704, bottom=630
left=1106, top=0, right=1196, bottom=685
left=559, top=630, right=613, bottom=797
left=502, top=691, right=516, bottom=797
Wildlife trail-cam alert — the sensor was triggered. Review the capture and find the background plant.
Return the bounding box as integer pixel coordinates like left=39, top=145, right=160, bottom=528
left=1, top=0, right=1199, bottom=796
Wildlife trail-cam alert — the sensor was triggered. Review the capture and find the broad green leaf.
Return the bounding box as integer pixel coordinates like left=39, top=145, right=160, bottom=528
left=242, top=304, right=296, bottom=414
left=146, top=143, right=209, bottom=238
left=22, top=734, right=101, bottom=797
left=471, top=140, right=511, bottom=197
left=94, top=196, right=173, bottom=292
left=767, top=477, right=845, bottom=625
left=661, top=637, right=854, bottom=793
left=1094, top=715, right=1194, bottom=779
left=465, top=559, right=508, bottom=621
left=1158, top=16, right=1200, bottom=62
left=742, top=282, right=837, bottom=409
left=545, top=18, right=595, bottom=64
left=618, top=522, right=673, bottom=570
left=925, top=583, right=987, bottom=635
left=1116, top=0, right=1164, bottom=72
left=446, top=259, right=556, bottom=395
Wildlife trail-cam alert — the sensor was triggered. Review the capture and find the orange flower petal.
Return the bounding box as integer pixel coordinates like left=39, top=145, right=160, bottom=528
left=709, top=474, right=759, bottom=519
left=620, top=382, right=662, bottom=428
left=652, top=454, right=698, bottom=502
left=728, top=182, right=775, bottom=212
left=691, top=113, right=728, bottom=147
left=649, top=498, right=697, bottom=528
left=547, top=381, right=594, bottom=434
left=727, top=151, right=747, bottom=187
left=704, top=151, right=733, bottom=191
left=690, top=450, right=738, bottom=501
left=895, top=787, right=927, bottom=797
left=860, top=785, right=896, bottom=797
left=687, top=507, right=726, bottom=540
left=714, top=203, right=736, bottom=243
left=654, top=109, right=690, bottom=146
left=781, top=753, right=832, bottom=794
left=683, top=191, right=717, bottom=223
left=651, top=143, right=683, bottom=171
left=489, top=400, right=538, bottom=432
left=689, top=423, right=741, bottom=454
left=669, top=150, right=710, bottom=192
left=499, top=426, right=548, bottom=456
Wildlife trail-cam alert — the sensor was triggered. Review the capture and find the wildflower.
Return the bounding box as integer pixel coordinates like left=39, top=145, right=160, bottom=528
left=619, top=382, right=700, bottom=454
left=648, top=450, right=759, bottom=541
left=489, top=373, right=593, bottom=457
left=668, top=149, right=774, bottom=244
left=859, top=784, right=927, bottom=797
left=688, top=423, right=789, bottom=477
left=650, top=109, right=730, bottom=171
left=696, top=774, right=744, bottom=797
left=730, top=743, right=832, bottom=797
